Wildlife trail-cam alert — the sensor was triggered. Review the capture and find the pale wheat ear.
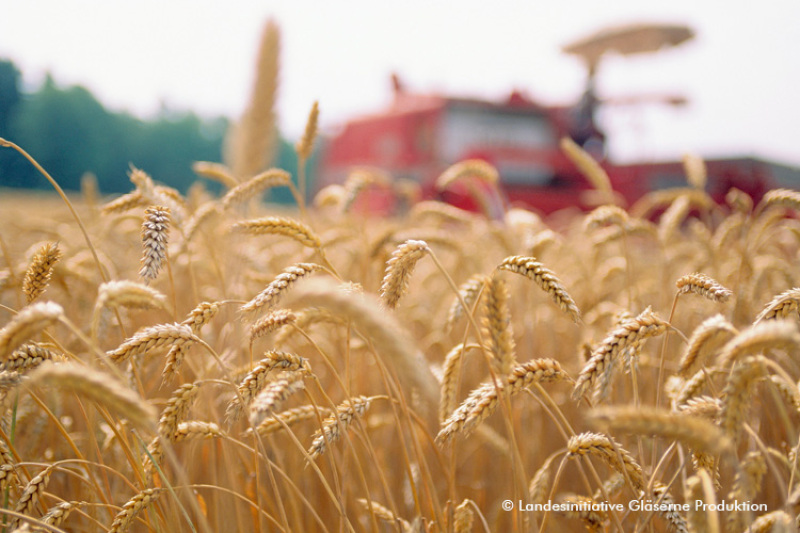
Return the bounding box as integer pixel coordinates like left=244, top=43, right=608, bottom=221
left=496, top=255, right=581, bottom=322
left=220, top=169, right=290, bottom=210
left=139, top=205, right=170, bottom=283
left=675, top=272, right=732, bottom=303
left=230, top=216, right=321, bottom=248
left=26, top=362, right=156, bottom=431
left=108, top=488, right=162, bottom=533
left=227, top=19, right=280, bottom=180
left=22, top=242, right=62, bottom=303
left=379, top=239, right=430, bottom=309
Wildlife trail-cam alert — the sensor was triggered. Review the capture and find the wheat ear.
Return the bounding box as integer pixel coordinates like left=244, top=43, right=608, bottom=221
left=0, top=302, right=63, bottom=360
left=227, top=20, right=279, bottom=179
left=675, top=273, right=732, bottom=303
left=436, top=359, right=568, bottom=444
left=231, top=216, right=321, bottom=248
left=244, top=405, right=331, bottom=438
left=496, top=255, right=581, bottom=322
left=2, top=343, right=63, bottom=373
left=678, top=314, right=737, bottom=377
left=221, top=169, right=290, bottom=209
left=683, top=153, right=707, bottom=190
left=226, top=352, right=310, bottom=422
left=191, top=161, right=239, bottom=188
left=22, top=242, right=62, bottom=303
left=289, top=279, right=440, bottom=405
left=27, top=362, right=156, bottom=430
left=567, top=432, right=646, bottom=490
left=308, top=395, right=373, bottom=460
left=139, top=206, right=170, bottom=283
left=108, top=488, right=161, bottom=533
left=573, top=307, right=667, bottom=401
left=445, top=274, right=488, bottom=332
left=755, top=287, right=800, bottom=323
left=107, top=323, right=198, bottom=364
left=248, top=372, right=306, bottom=427
left=357, top=498, right=410, bottom=531
left=249, top=309, right=297, bottom=343
left=720, top=356, right=768, bottom=445
left=716, top=319, right=800, bottom=368
left=380, top=239, right=430, bottom=309
left=158, top=382, right=200, bottom=440
left=435, top=159, right=499, bottom=190
left=240, top=263, right=322, bottom=316
left=589, top=405, right=732, bottom=456
left=482, top=278, right=516, bottom=375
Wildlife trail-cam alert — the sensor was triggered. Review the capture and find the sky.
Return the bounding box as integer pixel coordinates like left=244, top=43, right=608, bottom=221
left=2, top=1, right=799, bottom=167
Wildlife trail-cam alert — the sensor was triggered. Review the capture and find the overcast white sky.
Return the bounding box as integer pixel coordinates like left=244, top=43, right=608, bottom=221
left=2, top=1, right=799, bottom=166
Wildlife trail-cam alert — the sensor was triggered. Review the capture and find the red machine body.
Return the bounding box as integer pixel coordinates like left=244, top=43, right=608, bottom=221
left=318, top=88, right=796, bottom=215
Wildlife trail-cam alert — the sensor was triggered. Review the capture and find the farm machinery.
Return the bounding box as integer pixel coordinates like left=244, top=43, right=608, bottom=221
left=317, top=23, right=799, bottom=214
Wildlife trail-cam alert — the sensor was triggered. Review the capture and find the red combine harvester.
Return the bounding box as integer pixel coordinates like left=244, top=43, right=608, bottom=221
left=318, top=23, right=800, bottom=215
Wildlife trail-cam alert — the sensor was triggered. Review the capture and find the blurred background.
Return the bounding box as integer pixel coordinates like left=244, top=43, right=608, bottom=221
left=0, top=0, right=798, bottom=203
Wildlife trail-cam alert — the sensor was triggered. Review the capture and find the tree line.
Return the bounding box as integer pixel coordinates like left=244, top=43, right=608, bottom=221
left=0, top=58, right=312, bottom=201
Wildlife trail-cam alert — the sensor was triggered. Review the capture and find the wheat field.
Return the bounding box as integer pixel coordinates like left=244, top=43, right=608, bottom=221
left=1, top=130, right=800, bottom=533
